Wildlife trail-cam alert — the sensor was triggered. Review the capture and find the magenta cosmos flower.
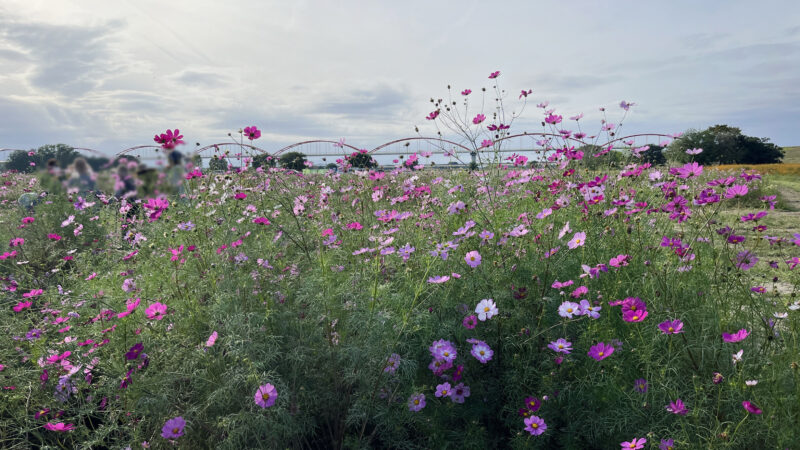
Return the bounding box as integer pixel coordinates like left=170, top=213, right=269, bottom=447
left=588, top=342, right=615, bottom=361
left=161, top=416, right=186, bottom=439
left=666, top=398, right=688, bottom=415
left=464, top=250, right=481, bottom=268
left=524, top=415, right=547, bottom=435
left=43, top=422, right=74, bottom=432
left=472, top=114, right=486, bottom=124
left=408, top=393, right=426, bottom=411
left=722, top=328, right=749, bottom=343
left=145, top=302, right=167, bottom=321
left=621, top=437, right=646, bottom=449
left=742, top=401, right=762, bottom=414
left=658, top=319, right=684, bottom=334
left=244, top=126, right=261, bottom=140
left=254, top=383, right=278, bottom=408
left=462, top=315, right=477, bottom=329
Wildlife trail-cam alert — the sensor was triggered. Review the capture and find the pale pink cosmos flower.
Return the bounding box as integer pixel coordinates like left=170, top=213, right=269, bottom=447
left=567, top=232, right=586, bottom=249
left=464, top=251, right=481, bottom=268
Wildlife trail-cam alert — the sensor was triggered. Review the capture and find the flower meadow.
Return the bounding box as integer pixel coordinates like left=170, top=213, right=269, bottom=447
left=2, top=73, right=800, bottom=449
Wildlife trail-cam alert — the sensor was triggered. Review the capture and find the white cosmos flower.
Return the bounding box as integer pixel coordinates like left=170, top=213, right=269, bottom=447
left=475, top=299, right=498, bottom=321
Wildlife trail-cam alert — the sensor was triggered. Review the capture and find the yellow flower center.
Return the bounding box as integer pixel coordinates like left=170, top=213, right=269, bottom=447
left=414, top=399, right=420, bottom=405
left=480, top=350, right=485, bottom=356
left=173, top=427, right=180, bottom=434
left=566, top=308, right=573, bottom=313
left=531, top=423, right=538, bottom=429
left=484, top=307, right=490, bottom=312
left=668, top=327, right=674, bottom=332
left=558, top=344, right=563, bottom=349
left=630, top=306, right=637, bottom=311
left=632, top=315, right=639, bottom=320
left=598, top=351, right=604, bottom=357
left=262, top=393, right=270, bottom=401
left=442, top=390, right=448, bottom=395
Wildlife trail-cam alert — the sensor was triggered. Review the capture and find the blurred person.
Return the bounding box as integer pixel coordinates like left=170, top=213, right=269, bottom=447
left=166, top=150, right=186, bottom=197
left=67, top=157, right=96, bottom=195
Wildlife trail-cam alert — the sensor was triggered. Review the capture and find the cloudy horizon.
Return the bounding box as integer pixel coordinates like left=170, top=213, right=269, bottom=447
left=1, top=0, right=799, bottom=159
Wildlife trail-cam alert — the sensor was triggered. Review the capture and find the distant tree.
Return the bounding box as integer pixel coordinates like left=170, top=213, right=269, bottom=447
left=5, top=144, right=79, bottom=173
left=85, top=156, right=110, bottom=171
left=346, top=151, right=378, bottom=169
left=640, top=145, right=666, bottom=166
left=208, top=157, right=228, bottom=172
left=252, top=153, right=276, bottom=169
left=665, top=125, right=784, bottom=164
left=326, top=163, right=338, bottom=170
left=278, top=152, right=307, bottom=171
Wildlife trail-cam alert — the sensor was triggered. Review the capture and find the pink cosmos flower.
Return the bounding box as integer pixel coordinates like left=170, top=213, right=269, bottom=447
left=588, top=342, right=614, bottom=361
left=666, top=398, right=688, bottom=415
left=488, top=71, right=500, bottom=79
left=461, top=89, right=472, bottom=95
left=742, top=401, right=762, bottom=414
left=13, top=301, right=32, bottom=312
left=43, top=422, right=74, bottom=432
left=544, top=114, right=562, bottom=124
left=426, top=110, right=440, bottom=120
left=567, top=232, right=586, bottom=249
left=244, top=126, right=261, bottom=140
left=621, top=437, right=646, bottom=449
left=22, top=289, right=43, bottom=298
left=524, top=415, right=547, bottom=435
left=722, top=328, right=749, bottom=343
left=472, top=114, right=486, bottom=125
left=464, top=250, right=481, bottom=268
left=623, top=309, right=648, bottom=322
left=145, top=302, right=167, bottom=321
left=725, top=185, right=749, bottom=199
left=658, top=319, right=684, bottom=334
left=206, top=331, right=218, bottom=347
left=254, top=383, right=277, bottom=408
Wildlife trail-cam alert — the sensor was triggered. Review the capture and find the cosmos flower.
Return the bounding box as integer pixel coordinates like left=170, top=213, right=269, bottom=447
left=548, top=338, right=572, bottom=354
left=722, top=329, right=749, bottom=343
left=621, top=437, right=646, bottom=449
left=161, top=416, right=186, bottom=439
left=475, top=299, right=498, bottom=321
left=523, top=415, right=547, bottom=435
left=742, top=401, right=762, bottom=414
left=666, top=398, right=688, bottom=415
left=408, top=393, right=426, bottom=411
left=587, top=342, right=615, bottom=361
left=254, top=384, right=278, bottom=408
left=464, top=250, right=481, bottom=268
left=658, top=320, right=684, bottom=334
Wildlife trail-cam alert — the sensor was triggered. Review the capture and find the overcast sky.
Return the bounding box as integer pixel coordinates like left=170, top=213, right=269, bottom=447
left=1, top=0, right=799, bottom=158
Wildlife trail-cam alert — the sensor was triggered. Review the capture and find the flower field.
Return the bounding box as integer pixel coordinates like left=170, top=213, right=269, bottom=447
left=2, top=77, right=800, bottom=449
